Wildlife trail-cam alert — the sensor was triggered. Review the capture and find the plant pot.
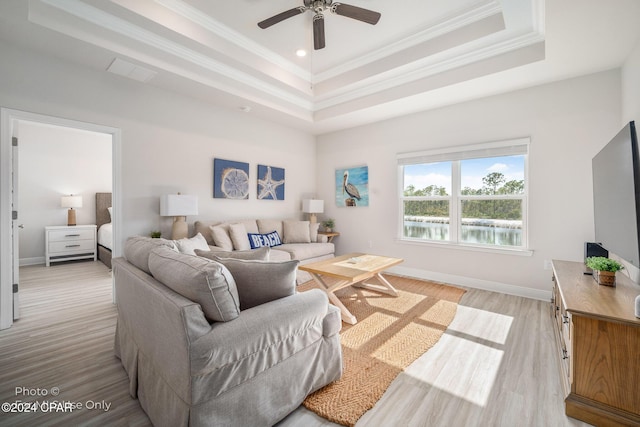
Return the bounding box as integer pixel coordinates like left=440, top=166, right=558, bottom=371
left=594, top=270, right=616, bottom=287
left=325, top=228, right=332, bottom=233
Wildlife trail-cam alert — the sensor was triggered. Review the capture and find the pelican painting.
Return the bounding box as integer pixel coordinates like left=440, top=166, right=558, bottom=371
left=335, top=166, right=369, bottom=207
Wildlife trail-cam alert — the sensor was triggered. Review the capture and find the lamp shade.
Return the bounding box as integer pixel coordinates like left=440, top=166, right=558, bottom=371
left=160, top=194, right=198, bottom=217
left=302, top=199, right=324, bottom=214
left=61, top=195, right=83, bottom=208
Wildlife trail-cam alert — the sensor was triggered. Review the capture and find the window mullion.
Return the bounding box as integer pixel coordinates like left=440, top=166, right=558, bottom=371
left=450, top=160, right=460, bottom=243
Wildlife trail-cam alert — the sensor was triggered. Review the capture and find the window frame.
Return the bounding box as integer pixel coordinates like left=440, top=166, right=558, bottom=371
left=398, top=138, right=531, bottom=254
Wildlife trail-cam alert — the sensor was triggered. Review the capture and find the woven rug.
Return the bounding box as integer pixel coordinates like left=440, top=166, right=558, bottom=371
left=299, top=274, right=466, bottom=427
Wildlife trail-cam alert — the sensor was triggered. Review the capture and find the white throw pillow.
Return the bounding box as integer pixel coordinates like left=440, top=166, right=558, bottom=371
left=174, top=232, right=210, bottom=255
left=283, top=220, right=311, bottom=244
left=210, top=224, right=233, bottom=251
left=229, top=223, right=251, bottom=251
left=309, top=222, right=320, bottom=242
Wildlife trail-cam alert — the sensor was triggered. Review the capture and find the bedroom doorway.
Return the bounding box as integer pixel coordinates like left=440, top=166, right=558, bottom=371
left=0, top=108, right=122, bottom=330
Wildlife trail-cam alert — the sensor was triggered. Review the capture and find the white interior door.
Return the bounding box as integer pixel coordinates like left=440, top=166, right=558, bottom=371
left=11, top=136, right=19, bottom=320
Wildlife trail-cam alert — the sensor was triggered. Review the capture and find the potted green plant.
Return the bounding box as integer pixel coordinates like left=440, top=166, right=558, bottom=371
left=586, top=256, right=624, bottom=286
left=150, top=231, right=162, bottom=238
left=322, top=218, right=335, bottom=233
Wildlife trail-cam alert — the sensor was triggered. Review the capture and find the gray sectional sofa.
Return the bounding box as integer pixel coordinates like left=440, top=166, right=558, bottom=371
left=113, top=236, right=343, bottom=427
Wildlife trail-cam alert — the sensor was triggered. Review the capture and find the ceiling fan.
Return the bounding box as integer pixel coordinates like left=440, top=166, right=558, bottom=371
left=258, top=0, right=381, bottom=50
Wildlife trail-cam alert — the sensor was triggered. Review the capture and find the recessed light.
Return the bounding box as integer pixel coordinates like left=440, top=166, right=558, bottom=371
left=239, top=106, right=252, bottom=113
left=296, top=49, right=307, bottom=57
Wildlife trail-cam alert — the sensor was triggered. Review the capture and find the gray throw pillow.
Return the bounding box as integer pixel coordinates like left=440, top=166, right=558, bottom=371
left=148, top=246, right=240, bottom=322
left=195, top=247, right=270, bottom=261
left=213, top=258, right=299, bottom=310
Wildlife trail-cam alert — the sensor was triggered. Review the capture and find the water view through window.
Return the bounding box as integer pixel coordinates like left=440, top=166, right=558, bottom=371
left=401, top=152, right=526, bottom=248
left=404, top=220, right=522, bottom=246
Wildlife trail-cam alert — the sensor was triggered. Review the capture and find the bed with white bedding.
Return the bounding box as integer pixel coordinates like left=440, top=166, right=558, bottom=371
left=96, top=192, right=112, bottom=269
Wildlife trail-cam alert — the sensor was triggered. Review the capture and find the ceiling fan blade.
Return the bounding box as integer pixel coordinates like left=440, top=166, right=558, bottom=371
left=313, top=13, right=325, bottom=50
left=258, top=7, right=306, bottom=29
left=331, top=3, right=381, bottom=25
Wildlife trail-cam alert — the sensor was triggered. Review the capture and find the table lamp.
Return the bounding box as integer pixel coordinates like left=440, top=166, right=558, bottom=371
left=61, top=195, right=83, bottom=226
left=160, top=194, right=198, bottom=240
left=302, top=199, right=324, bottom=224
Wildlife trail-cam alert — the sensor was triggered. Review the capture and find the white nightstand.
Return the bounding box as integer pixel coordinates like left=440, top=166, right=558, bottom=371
left=45, top=225, right=97, bottom=267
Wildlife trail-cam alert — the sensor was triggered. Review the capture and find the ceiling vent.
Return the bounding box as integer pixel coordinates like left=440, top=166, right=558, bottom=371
left=106, top=58, right=156, bottom=83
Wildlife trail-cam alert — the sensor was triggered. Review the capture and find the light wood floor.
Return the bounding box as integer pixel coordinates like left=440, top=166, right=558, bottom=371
left=0, top=262, right=591, bottom=427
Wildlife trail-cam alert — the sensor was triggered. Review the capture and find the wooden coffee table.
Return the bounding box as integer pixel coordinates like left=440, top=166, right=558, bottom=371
left=299, top=253, right=404, bottom=325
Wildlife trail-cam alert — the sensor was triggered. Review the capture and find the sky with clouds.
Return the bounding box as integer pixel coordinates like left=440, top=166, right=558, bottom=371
left=404, top=155, right=525, bottom=194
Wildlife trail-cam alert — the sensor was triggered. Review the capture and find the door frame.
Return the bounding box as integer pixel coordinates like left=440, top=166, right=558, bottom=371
left=0, top=108, right=122, bottom=330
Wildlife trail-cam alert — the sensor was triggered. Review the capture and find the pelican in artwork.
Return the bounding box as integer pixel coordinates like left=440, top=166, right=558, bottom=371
left=342, top=171, right=361, bottom=200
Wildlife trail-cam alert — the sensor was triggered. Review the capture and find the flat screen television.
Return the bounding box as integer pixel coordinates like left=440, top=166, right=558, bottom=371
left=592, top=120, right=640, bottom=268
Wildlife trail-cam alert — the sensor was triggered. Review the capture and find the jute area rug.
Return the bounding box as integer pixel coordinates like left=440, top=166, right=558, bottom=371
left=298, top=274, right=466, bottom=427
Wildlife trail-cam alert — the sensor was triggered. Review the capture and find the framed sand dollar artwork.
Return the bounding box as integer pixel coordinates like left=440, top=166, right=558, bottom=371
left=214, top=158, right=250, bottom=199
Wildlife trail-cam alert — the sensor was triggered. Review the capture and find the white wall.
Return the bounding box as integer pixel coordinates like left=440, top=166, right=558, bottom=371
left=0, top=41, right=316, bottom=251
left=317, top=70, right=622, bottom=298
left=622, top=38, right=640, bottom=124
left=18, top=121, right=112, bottom=264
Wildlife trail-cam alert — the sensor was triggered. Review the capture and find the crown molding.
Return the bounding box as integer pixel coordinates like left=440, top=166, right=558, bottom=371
left=314, top=31, right=545, bottom=111
left=36, top=0, right=313, bottom=110
left=313, top=0, right=503, bottom=84
left=154, top=0, right=311, bottom=82
left=29, top=0, right=545, bottom=124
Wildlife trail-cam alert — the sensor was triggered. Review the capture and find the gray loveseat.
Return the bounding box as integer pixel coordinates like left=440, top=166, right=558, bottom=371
left=113, top=237, right=343, bottom=426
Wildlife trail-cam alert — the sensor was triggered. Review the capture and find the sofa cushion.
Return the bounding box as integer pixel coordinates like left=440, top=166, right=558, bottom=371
left=247, top=231, right=282, bottom=249
left=195, top=247, right=270, bottom=261
left=277, top=243, right=335, bottom=261
left=229, top=223, right=251, bottom=251
left=283, top=220, right=311, bottom=244
left=257, top=219, right=284, bottom=237
left=209, top=225, right=233, bottom=251
left=148, top=246, right=240, bottom=323
left=174, top=233, right=210, bottom=255
left=124, top=236, right=177, bottom=274
left=270, top=249, right=292, bottom=261
left=213, top=258, right=299, bottom=310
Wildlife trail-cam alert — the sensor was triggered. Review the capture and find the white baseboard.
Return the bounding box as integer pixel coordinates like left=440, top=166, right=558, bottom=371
left=20, top=257, right=45, bottom=266
left=388, top=265, right=552, bottom=301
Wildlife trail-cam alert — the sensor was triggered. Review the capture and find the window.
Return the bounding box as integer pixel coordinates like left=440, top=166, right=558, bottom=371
left=398, top=139, right=529, bottom=251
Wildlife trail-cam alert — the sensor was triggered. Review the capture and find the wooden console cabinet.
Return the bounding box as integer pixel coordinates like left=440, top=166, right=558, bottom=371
left=551, top=260, right=640, bottom=426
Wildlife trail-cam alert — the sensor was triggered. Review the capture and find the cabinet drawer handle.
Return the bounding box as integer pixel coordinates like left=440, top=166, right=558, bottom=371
left=65, top=244, right=81, bottom=248
left=65, top=234, right=81, bottom=237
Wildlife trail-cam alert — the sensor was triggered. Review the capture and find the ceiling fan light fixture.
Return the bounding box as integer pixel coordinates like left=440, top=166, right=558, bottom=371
left=258, top=0, right=380, bottom=50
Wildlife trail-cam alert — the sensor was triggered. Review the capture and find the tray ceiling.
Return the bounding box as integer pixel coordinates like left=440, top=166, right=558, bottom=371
left=0, top=0, right=639, bottom=133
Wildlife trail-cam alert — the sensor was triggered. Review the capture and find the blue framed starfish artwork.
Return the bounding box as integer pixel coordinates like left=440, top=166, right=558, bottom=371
left=213, top=158, right=250, bottom=199
left=257, top=164, right=285, bottom=200
left=335, top=165, right=369, bottom=207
